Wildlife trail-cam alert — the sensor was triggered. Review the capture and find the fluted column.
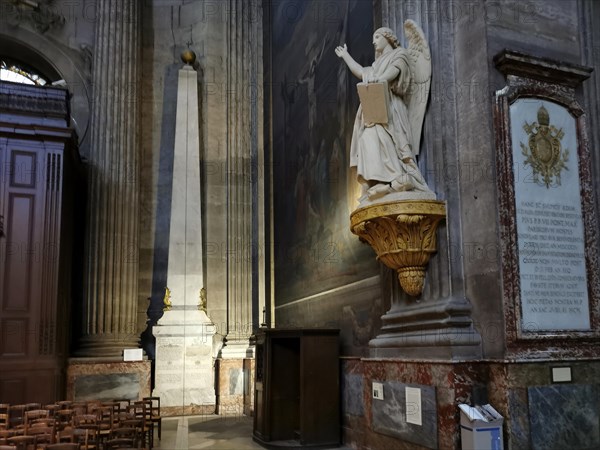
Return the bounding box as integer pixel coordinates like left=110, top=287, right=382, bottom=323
left=220, top=0, right=264, bottom=358
left=77, top=0, right=140, bottom=356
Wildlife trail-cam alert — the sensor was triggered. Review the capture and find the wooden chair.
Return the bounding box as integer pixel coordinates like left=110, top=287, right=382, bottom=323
left=142, top=397, right=161, bottom=441
left=55, top=409, right=74, bottom=432
left=85, top=400, right=102, bottom=413
left=106, top=427, right=137, bottom=450
left=0, top=404, right=8, bottom=430
left=73, top=414, right=96, bottom=428
left=6, top=434, right=35, bottom=450
left=117, top=415, right=142, bottom=449
left=70, top=403, right=87, bottom=416
left=55, top=402, right=72, bottom=411
left=112, top=400, right=130, bottom=415
left=45, top=444, right=80, bottom=450
left=129, top=402, right=152, bottom=449
left=24, top=409, right=49, bottom=428
left=0, top=428, right=16, bottom=445
left=104, top=438, right=137, bottom=449
left=23, top=404, right=41, bottom=412
left=94, top=406, right=113, bottom=446
left=7, top=405, right=26, bottom=429
left=44, top=404, right=61, bottom=419
left=71, top=427, right=98, bottom=450
left=25, top=425, right=55, bottom=447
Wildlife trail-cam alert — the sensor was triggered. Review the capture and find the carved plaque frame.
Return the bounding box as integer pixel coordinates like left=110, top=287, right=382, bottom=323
left=493, top=50, right=600, bottom=357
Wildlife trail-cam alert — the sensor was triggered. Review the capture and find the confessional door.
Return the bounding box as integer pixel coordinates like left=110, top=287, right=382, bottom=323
left=253, top=328, right=340, bottom=448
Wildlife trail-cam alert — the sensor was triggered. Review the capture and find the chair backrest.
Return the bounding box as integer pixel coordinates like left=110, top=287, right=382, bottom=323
left=72, top=427, right=98, bottom=449
left=132, top=401, right=151, bottom=422
left=25, top=425, right=55, bottom=445
left=71, top=403, right=87, bottom=416
left=110, top=427, right=137, bottom=440
left=25, top=409, right=49, bottom=426
left=105, top=437, right=135, bottom=449
left=44, top=404, right=61, bottom=418
left=142, top=396, right=160, bottom=414
left=112, top=399, right=130, bottom=414
left=73, top=414, right=97, bottom=428
left=8, top=405, right=26, bottom=428
left=0, top=404, right=8, bottom=429
left=55, top=409, right=75, bottom=431
left=46, top=444, right=80, bottom=450
left=106, top=427, right=137, bottom=450
left=55, top=401, right=72, bottom=410
left=24, top=403, right=41, bottom=411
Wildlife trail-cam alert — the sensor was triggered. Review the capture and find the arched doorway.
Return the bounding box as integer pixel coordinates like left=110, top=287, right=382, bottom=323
left=0, top=37, right=84, bottom=404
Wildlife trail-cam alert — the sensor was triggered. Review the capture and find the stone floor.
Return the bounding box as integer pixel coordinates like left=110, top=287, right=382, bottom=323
left=154, top=415, right=351, bottom=450
left=154, top=415, right=262, bottom=449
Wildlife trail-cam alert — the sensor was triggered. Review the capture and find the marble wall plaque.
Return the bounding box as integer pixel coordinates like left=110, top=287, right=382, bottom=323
left=371, top=381, right=437, bottom=449
left=510, top=98, right=590, bottom=331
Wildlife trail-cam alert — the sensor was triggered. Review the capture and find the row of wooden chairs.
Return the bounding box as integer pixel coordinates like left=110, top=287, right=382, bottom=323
left=0, top=397, right=161, bottom=450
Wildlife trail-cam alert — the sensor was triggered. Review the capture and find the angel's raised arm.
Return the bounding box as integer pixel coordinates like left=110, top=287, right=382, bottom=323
left=335, top=44, right=364, bottom=80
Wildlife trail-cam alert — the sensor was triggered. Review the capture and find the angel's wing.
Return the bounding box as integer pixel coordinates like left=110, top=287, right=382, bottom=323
left=404, top=19, right=431, bottom=156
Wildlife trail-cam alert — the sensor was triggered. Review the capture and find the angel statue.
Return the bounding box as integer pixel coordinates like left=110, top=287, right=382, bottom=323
left=335, top=20, right=435, bottom=205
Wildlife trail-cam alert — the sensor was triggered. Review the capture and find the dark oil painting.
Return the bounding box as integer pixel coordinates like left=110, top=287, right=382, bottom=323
left=271, top=0, right=379, bottom=304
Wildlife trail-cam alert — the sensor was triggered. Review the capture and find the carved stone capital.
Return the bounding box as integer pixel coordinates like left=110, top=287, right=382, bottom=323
left=350, top=200, right=446, bottom=296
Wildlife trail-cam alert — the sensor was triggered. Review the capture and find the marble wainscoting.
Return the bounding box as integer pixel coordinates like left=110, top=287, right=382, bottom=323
left=341, top=358, right=600, bottom=450
left=341, top=358, right=487, bottom=450
left=214, top=358, right=255, bottom=417
left=488, top=360, right=600, bottom=450
left=66, top=359, right=151, bottom=402
left=243, top=358, right=255, bottom=416
left=215, top=358, right=247, bottom=416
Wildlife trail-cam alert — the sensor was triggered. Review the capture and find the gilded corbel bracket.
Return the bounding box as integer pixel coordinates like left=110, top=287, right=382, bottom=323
left=350, top=200, right=446, bottom=296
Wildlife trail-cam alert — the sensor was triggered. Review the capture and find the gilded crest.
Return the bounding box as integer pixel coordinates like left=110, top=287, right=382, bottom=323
left=163, top=286, right=172, bottom=311
left=520, top=105, right=569, bottom=188
left=198, top=287, right=207, bottom=312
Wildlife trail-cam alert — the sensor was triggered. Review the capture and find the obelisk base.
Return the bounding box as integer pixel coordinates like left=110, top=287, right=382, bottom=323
left=153, top=310, right=216, bottom=414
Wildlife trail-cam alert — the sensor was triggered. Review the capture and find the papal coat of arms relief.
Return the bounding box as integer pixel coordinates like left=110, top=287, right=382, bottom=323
left=520, top=105, right=570, bottom=188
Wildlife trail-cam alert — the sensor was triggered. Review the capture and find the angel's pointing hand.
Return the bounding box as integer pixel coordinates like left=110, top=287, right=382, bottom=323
left=335, top=44, right=348, bottom=58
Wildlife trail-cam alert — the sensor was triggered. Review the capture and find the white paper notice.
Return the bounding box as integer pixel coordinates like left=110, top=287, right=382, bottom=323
left=405, top=387, right=422, bottom=426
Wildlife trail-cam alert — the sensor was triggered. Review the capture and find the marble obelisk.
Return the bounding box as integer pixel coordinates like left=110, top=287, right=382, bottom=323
left=153, top=52, right=216, bottom=411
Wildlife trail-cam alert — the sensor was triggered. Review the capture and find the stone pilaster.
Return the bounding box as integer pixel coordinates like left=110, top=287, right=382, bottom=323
left=369, top=0, right=482, bottom=358
left=77, top=0, right=141, bottom=356
left=220, top=0, right=264, bottom=358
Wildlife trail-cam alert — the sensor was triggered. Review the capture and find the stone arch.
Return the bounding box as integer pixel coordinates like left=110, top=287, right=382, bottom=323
left=0, top=28, right=91, bottom=154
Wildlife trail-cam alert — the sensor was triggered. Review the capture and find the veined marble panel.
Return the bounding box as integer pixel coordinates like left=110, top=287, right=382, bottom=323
left=528, top=384, right=599, bottom=450
left=66, top=360, right=151, bottom=402
left=343, top=373, right=364, bottom=417
left=371, top=381, right=437, bottom=449
left=74, top=374, right=139, bottom=401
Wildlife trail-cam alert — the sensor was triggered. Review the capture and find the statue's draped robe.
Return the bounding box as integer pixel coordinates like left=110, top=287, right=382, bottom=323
left=350, top=47, right=428, bottom=191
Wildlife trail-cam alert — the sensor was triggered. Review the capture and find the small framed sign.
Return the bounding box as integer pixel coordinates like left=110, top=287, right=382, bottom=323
left=123, top=348, right=143, bottom=361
